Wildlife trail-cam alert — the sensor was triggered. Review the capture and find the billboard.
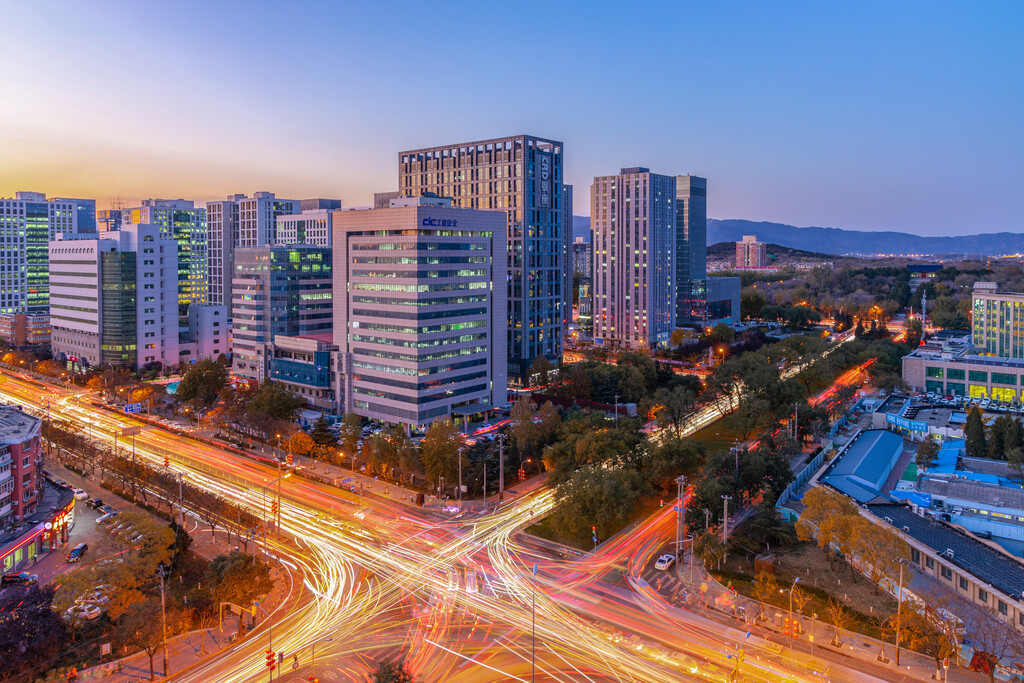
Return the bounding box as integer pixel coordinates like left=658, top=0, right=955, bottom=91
left=538, top=153, right=552, bottom=208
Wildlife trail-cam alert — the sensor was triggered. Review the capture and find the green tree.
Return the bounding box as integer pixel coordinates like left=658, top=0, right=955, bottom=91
left=309, top=415, right=338, bottom=460
left=529, top=355, right=554, bottom=386
left=653, top=385, right=696, bottom=437
left=693, top=530, right=726, bottom=569
left=915, top=439, right=939, bottom=471
left=965, top=406, right=987, bottom=458
left=1008, top=447, right=1024, bottom=482
left=368, top=658, right=418, bottom=683
left=205, top=551, right=274, bottom=607
left=509, top=397, right=539, bottom=457
left=337, top=412, right=362, bottom=462
left=244, top=380, right=305, bottom=422
left=175, top=358, right=229, bottom=406
left=419, top=417, right=464, bottom=488
left=550, top=466, right=648, bottom=546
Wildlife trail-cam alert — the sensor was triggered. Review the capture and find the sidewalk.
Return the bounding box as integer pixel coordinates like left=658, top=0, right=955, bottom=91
left=665, top=552, right=986, bottom=682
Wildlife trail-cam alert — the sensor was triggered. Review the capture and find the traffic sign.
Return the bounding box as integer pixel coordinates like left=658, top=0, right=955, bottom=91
left=124, top=402, right=143, bottom=414
left=121, top=426, right=141, bottom=437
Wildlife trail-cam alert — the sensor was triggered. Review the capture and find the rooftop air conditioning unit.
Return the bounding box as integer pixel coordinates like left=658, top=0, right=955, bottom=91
left=945, top=549, right=954, bottom=559
left=885, top=516, right=893, bottom=523
left=903, top=526, right=911, bottom=532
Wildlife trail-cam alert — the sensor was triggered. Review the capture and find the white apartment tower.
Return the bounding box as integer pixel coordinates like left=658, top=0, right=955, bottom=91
left=332, top=197, right=507, bottom=429
left=205, top=192, right=299, bottom=308
left=50, top=225, right=180, bottom=369
left=592, top=168, right=676, bottom=349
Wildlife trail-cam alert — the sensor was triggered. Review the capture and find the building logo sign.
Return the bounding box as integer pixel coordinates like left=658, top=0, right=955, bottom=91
left=422, top=218, right=458, bottom=227
left=538, top=153, right=552, bottom=208
left=886, top=412, right=928, bottom=432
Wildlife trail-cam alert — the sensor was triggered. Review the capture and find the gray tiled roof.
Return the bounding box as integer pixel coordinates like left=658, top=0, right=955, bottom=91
left=868, top=503, right=1024, bottom=600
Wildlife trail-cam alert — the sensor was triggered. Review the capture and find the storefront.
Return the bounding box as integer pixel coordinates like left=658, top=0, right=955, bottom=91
left=0, top=492, right=74, bottom=574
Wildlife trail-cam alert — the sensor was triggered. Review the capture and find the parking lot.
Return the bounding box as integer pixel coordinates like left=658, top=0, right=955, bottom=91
left=924, top=391, right=1022, bottom=415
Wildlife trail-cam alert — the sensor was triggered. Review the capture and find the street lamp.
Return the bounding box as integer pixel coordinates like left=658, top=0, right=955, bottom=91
left=787, top=577, right=801, bottom=639
left=311, top=637, right=333, bottom=680
left=254, top=600, right=273, bottom=683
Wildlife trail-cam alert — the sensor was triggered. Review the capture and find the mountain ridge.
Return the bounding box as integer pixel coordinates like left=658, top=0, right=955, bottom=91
left=571, top=215, right=1023, bottom=256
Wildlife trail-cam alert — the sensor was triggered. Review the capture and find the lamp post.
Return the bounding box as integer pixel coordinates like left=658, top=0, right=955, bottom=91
left=311, top=637, right=333, bottom=680
left=531, top=563, right=538, bottom=683
left=788, top=577, right=801, bottom=640
left=254, top=600, right=273, bottom=683
left=614, top=394, right=619, bottom=426
left=458, top=446, right=463, bottom=506
left=895, top=559, right=905, bottom=666
left=158, top=564, right=169, bottom=676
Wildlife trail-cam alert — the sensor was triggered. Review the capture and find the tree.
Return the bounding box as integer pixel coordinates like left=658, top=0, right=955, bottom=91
left=653, top=385, right=696, bottom=438
left=120, top=599, right=182, bottom=680
left=1008, top=447, right=1024, bottom=483
left=309, top=415, right=338, bottom=458
left=244, top=380, right=305, bottom=423
left=751, top=571, right=778, bottom=620
left=536, top=401, right=561, bottom=446
left=550, top=466, right=648, bottom=546
left=898, top=600, right=958, bottom=680
left=915, top=439, right=939, bottom=471
left=368, top=658, right=417, bottom=683
left=693, top=531, right=726, bottom=570
left=337, top=412, right=362, bottom=462
left=795, top=486, right=860, bottom=564
left=826, top=597, right=851, bottom=645
left=529, top=355, right=554, bottom=387
left=791, top=584, right=811, bottom=623
left=206, top=551, right=275, bottom=607
left=965, top=406, right=987, bottom=458
left=175, top=358, right=229, bottom=406
left=958, top=597, right=1024, bottom=683
left=419, top=417, right=464, bottom=488
left=509, top=397, right=539, bottom=456
left=0, top=586, right=66, bottom=681
left=853, top=520, right=908, bottom=594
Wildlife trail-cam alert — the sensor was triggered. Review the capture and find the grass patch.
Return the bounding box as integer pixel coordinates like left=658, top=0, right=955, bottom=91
left=526, top=496, right=662, bottom=552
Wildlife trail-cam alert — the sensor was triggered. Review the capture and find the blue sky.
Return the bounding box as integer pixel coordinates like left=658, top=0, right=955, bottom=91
left=1, top=0, right=1021, bottom=235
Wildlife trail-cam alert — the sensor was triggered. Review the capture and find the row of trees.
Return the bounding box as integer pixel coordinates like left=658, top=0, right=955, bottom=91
left=965, top=407, right=1024, bottom=478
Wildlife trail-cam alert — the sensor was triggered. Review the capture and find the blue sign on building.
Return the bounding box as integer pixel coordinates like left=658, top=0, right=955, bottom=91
left=886, top=412, right=928, bottom=432
left=124, top=402, right=143, bottom=414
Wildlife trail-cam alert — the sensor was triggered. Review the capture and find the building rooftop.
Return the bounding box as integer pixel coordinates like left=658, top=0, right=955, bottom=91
left=919, top=477, right=1024, bottom=512
left=868, top=503, right=1024, bottom=600
left=0, top=404, right=41, bottom=445
left=0, top=481, right=74, bottom=551
left=822, top=429, right=904, bottom=503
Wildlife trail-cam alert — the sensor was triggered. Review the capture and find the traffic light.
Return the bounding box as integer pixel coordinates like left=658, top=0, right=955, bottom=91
left=163, top=456, right=169, bottom=467
left=783, top=617, right=791, bottom=637
left=266, top=649, right=276, bottom=670
left=660, top=499, right=664, bottom=507
left=309, top=677, right=319, bottom=683
left=287, top=452, right=293, bottom=466
left=271, top=501, right=279, bottom=515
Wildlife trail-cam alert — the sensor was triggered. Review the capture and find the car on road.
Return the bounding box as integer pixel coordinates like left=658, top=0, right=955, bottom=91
left=654, top=554, right=676, bottom=571
left=67, top=542, right=88, bottom=563
left=86, top=498, right=104, bottom=510
left=72, top=487, right=88, bottom=500
left=1, top=572, right=39, bottom=586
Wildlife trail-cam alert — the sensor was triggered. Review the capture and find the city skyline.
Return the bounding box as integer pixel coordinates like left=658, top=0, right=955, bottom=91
left=2, top=1, right=1022, bottom=236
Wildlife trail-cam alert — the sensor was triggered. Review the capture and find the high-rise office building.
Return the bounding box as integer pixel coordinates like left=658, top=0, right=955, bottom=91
left=49, top=224, right=180, bottom=369
left=373, top=191, right=400, bottom=209
left=592, top=168, right=676, bottom=350
left=398, top=135, right=566, bottom=381
left=231, top=245, right=333, bottom=382
left=206, top=193, right=300, bottom=309
left=275, top=210, right=333, bottom=247
left=736, top=235, right=767, bottom=269
left=0, top=192, right=78, bottom=315
left=97, top=209, right=122, bottom=234
left=54, top=198, right=97, bottom=232
left=123, top=199, right=208, bottom=317
left=331, top=196, right=507, bottom=428
left=299, top=198, right=341, bottom=211
left=675, top=175, right=707, bottom=327
left=572, top=237, right=592, bottom=277
left=972, top=282, right=1024, bottom=359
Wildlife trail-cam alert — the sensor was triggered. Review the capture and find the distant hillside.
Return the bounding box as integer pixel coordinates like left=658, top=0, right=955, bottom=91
left=707, top=241, right=835, bottom=260
left=572, top=216, right=1022, bottom=256
left=709, top=219, right=1024, bottom=257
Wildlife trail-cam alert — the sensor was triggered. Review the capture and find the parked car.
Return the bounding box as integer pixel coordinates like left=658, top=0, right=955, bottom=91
left=654, top=554, right=676, bottom=571
left=87, top=498, right=104, bottom=510
left=102, top=505, right=115, bottom=514
left=64, top=603, right=103, bottom=622
left=72, top=488, right=88, bottom=500
left=96, top=511, right=119, bottom=524
left=76, top=584, right=111, bottom=605
left=1, top=572, right=38, bottom=586
left=67, top=542, right=88, bottom=563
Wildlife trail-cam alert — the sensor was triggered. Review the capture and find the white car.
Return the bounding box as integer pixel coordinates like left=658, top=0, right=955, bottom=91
left=65, top=603, right=103, bottom=622
left=96, top=511, right=119, bottom=524
left=72, top=488, right=88, bottom=500
left=654, top=554, right=676, bottom=571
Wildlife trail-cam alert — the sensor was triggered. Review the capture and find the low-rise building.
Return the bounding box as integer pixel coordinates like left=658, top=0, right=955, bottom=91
left=0, top=404, right=44, bottom=526
left=269, top=334, right=336, bottom=411
left=0, top=313, right=50, bottom=348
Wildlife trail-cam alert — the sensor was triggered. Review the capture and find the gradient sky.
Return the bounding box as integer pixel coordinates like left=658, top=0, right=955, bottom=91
left=1, top=1, right=1021, bottom=236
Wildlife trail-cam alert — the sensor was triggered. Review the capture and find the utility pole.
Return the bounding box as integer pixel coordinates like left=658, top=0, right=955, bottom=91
left=457, top=446, right=463, bottom=506
left=895, top=560, right=904, bottom=666
left=276, top=460, right=282, bottom=540
left=158, top=565, right=169, bottom=676
left=614, top=394, right=619, bottom=426
left=177, top=472, right=185, bottom=528
left=531, top=563, right=537, bottom=683
left=793, top=402, right=799, bottom=440
left=721, top=495, right=732, bottom=543
left=498, top=434, right=505, bottom=503
left=675, top=475, right=686, bottom=561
